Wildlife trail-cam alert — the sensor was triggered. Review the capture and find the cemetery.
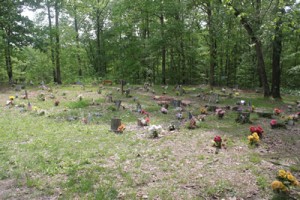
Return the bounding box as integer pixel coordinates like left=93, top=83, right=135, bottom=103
left=0, top=83, right=299, bottom=199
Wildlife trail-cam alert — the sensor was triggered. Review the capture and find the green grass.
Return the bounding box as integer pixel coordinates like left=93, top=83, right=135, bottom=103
left=0, top=85, right=299, bottom=199
left=67, top=99, right=90, bottom=109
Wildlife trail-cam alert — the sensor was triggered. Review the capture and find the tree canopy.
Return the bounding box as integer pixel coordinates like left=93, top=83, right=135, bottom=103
left=0, top=0, right=299, bottom=98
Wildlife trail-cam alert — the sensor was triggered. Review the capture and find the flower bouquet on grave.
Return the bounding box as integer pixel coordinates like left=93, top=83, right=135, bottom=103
left=117, top=124, right=126, bottom=133
left=247, top=132, right=260, bottom=146
left=215, top=108, right=225, bottom=119
left=271, top=169, right=300, bottom=193
left=139, top=116, right=150, bottom=126
left=176, top=112, right=183, bottom=120
left=148, top=125, right=162, bottom=138
left=273, top=108, right=282, bottom=116
left=200, top=107, right=207, bottom=114
left=250, top=126, right=264, bottom=138
left=213, top=136, right=222, bottom=148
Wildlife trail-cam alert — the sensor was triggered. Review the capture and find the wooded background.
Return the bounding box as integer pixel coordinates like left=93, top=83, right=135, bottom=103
left=0, top=0, right=299, bottom=98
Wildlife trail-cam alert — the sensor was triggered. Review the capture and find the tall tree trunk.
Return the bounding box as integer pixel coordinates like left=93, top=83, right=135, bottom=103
left=74, top=6, right=82, bottom=77
left=271, top=8, right=284, bottom=99
left=207, top=2, right=217, bottom=87
left=54, top=0, right=62, bottom=84
left=96, top=0, right=102, bottom=75
left=230, top=5, right=270, bottom=97
left=47, top=0, right=57, bottom=83
left=4, top=31, right=13, bottom=83
left=160, top=14, right=166, bottom=85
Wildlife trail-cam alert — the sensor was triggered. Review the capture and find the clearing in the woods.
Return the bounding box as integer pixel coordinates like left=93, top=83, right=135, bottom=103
left=0, top=84, right=299, bottom=200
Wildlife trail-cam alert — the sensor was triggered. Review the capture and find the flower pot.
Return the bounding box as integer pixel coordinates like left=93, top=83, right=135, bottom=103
left=287, top=120, right=294, bottom=126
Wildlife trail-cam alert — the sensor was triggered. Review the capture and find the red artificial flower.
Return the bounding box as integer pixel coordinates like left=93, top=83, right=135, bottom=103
left=214, top=136, right=222, bottom=143
left=274, top=108, right=281, bottom=114
left=250, top=126, right=256, bottom=133
left=256, top=126, right=263, bottom=134
left=250, top=126, right=264, bottom=134
left=145, top=117, right=150, bottom=123
left=270, top=119, right=277, bottom=126
left=141, top=110, right=149, bottom=115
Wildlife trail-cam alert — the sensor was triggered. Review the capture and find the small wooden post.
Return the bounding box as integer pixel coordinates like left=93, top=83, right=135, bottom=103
left=120, top=80, right=126, bottom=95
left=111, top=118, right=121, bottom=132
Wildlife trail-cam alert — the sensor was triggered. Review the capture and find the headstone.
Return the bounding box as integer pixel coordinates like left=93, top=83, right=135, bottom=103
left=115, top=100, right=122, bottom=110
left=111, top=118, right=121, bottom=132
left=172, top=100, right=181, bottom=107
left=125, top=89, right=131, bottom=97
left=236, top=112, right=251, bottom=124
left=15, top=85, right=22, bottom=91
left=136, top=103, right=142, bottom=112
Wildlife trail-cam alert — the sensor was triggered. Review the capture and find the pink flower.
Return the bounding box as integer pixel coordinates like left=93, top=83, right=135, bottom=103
left=270, top=120, right=277, bottom=126
left=214, top=136, right=222, bottom=143
left=145, top=117, right=150, bottom=124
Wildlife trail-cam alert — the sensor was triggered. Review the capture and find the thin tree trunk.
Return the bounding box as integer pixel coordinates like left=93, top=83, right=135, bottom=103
left=74, top=6, right=82, bottom=77
left=160, top=14, right=166, bottom=85
left=47, top=0, right=56, bottom=83
left=207, top=2, right=217, bottom=87
left=54, top=0, right=62, bottom=84
left=271, top=8, right=284, bottom=99
left=4, top=32, right=13, bottom=83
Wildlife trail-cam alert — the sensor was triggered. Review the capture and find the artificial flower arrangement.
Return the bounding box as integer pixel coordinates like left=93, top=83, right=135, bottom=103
left=140, top=109, right=149, bottom=115
left=215, top=108, right=225, bottom=119
left=9, top=96, right=15, bottom=100
left=270, top=119, right=277, bottom=128
left=117, top=124, right=126, bottom=133
left=139, top=116, right=150, bottom=126
left=274, top=108, right=282, bottom=116
left=271, top=169, right=300, bottom=193
left=148, top=125, right=162, bottom=138
left=54, top=100, right=60, bottom=106
left=247, top=132, right=260, bottom=145
left=176, top=112, right=183, bottom=120
left=213, top=136, right=222, bottom=148
left=200, top=107, right=208, bottom=114
left=251, top=105, right=255, bottom=112
left=161, top=106, right=168, bottom=114
left=186, top=117, right=200, bottom=129
left=250, top=126, right=264, bottom=138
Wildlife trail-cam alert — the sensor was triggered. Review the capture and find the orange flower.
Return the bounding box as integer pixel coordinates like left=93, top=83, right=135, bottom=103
left=117, top=124, right=125, bottom=132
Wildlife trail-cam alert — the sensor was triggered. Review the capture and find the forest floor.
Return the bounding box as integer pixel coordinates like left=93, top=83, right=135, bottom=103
left=0, top=83, right=299, bottom=200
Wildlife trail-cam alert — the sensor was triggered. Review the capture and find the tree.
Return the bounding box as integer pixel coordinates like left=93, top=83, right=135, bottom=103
left=225, top=1, right=271, bottom=97
left=0, top=0, right=33, bottom=83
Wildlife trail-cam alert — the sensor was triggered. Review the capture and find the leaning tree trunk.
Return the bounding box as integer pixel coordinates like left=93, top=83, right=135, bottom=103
left=231, top=6, right=270, bottom=97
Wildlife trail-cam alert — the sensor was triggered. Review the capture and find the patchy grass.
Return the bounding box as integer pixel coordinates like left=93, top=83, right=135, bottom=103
left=0, top=85, right=299, bottom=199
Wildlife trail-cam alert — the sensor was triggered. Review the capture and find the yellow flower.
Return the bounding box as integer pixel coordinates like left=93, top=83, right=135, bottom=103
left=278, top=169, right=287, bottom=179
left=248, top=135, right=254, bottom=140
left=271, top=180, right=287, bottom=191
left=32, top=106, right=39, bottom=111
left=287, top=174, right=296, bottom=182
left=9, top=96, right=15, bottom=100
left=252, top=132, right=260, bottom=142
left=292, top=180, right=299, bottom=186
